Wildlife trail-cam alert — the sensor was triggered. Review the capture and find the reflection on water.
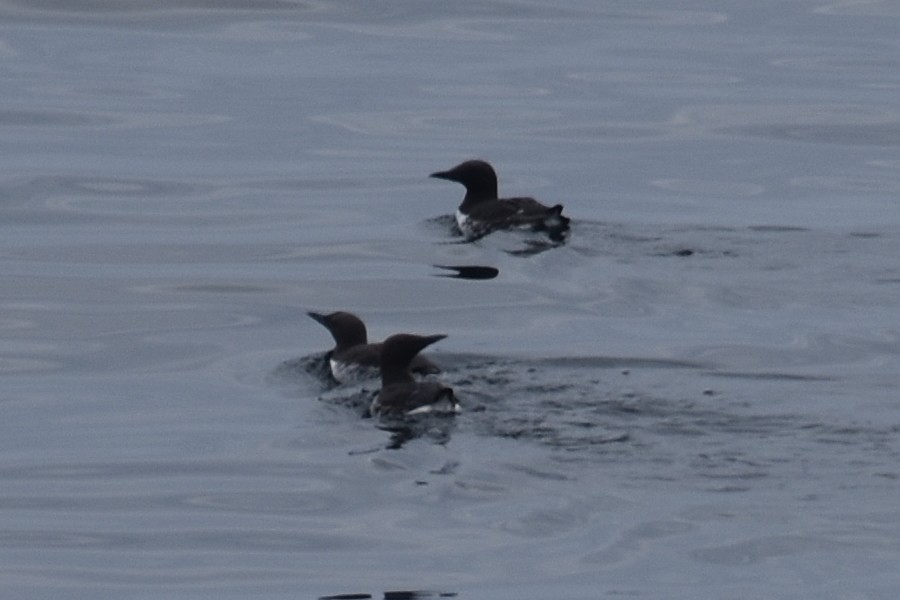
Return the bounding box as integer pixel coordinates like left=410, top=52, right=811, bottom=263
left=319, top=591, right=457, bottom=600
left=433, top=265, right=500, bottom=280
left=2, top=0, right=900, bottom=598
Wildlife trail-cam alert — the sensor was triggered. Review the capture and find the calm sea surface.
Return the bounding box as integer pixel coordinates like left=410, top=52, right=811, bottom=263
left=2, top=1, right=900, bottom=598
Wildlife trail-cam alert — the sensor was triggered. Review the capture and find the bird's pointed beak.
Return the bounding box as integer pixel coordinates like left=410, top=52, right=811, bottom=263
left=413, top=333, right=448, bottom=355
left=423, top=334, right=448, bottom=346
left=306, top=311, right=328, bottom=326
left=429, top=169, right=454, bottom=181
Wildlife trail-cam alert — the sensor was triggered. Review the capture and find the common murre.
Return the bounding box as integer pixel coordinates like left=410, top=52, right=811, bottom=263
left=307, top=311, right=441, bottom=383
left=370, top=333, right=459, bottom=418
left=430, top=159, right=571, bottom=241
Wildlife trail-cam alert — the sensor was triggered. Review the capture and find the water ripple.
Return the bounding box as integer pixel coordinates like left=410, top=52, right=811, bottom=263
left=673, top=103, right=900, bottom=146
left=0, top=528, right=379, bottom=551
left=0, top=108, right=113, bottom=127
left=312, top=108, right=560, bottom=137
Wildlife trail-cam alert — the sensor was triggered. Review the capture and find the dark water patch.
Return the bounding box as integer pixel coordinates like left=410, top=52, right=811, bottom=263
left=748, top=225, right=810, bottom=233
left=693, top=456, right=769, bottom=482
left=803, top=422, right=900, bottom=452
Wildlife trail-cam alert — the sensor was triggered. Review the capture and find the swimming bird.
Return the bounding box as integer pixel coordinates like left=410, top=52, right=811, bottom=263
left=430, top=159, right=570, bottom=241
left=307, top=311, right=441, bottom=383
left=370, top=333, right=459, bottom=418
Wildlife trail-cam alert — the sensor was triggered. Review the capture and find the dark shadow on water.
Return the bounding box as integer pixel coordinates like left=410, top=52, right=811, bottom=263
left=748, top=225, right=810, bottom=233
left=319, top=591, right=457, bottom=600
left=433, top=264, right=499, bottom=280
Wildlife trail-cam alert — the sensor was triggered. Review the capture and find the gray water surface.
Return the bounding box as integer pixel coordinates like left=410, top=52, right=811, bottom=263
left=2, top=1, right=900, bottom=598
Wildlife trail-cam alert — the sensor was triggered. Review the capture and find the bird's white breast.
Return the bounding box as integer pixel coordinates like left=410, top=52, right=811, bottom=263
left=405, top=398, right=462, bottom=416
left=455, top=209, right=472, bottom=235
left=330, top=358, right=377, bottom=384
